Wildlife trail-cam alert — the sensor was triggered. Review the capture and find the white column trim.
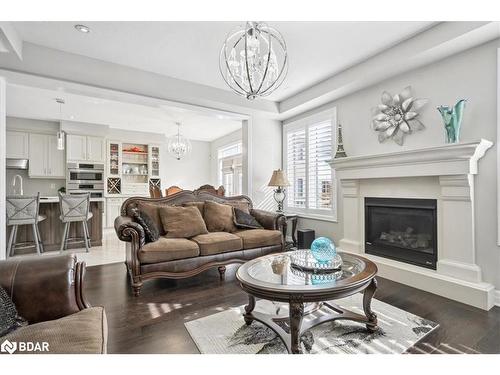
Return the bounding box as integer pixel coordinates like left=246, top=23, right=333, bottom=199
left=242, top=119, right=253, bottom=198
left=338, top=179, right=361, bottom=253
left=497, top=48, right=500, bottom=245
left=0, top=76, right=6, bottom=260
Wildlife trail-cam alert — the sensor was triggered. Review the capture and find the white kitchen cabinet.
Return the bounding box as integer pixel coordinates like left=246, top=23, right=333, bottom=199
left=48, top=135, right=66, bottom=177
left=87, top=136, right=105, bottom=163
left=6, top=131, right=29, bottom=159
left=28, top=133, right=47, bottom=177
left=28, top=133, right=66, bottom=178
left=66, top=134, right=88, bottom=161
left=106, top=197, right=123, bottom=228
left=67, top=134, right=105, bottom=163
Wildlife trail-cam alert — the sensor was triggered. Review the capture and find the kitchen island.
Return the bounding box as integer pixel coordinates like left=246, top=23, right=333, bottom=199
left=7, top=197, right=104, bottom=254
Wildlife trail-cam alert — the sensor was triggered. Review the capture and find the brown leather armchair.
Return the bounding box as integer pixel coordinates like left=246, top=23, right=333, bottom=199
left=0, top=255, right=107, bottom=354
left=0, top=254, right=90, bottom=323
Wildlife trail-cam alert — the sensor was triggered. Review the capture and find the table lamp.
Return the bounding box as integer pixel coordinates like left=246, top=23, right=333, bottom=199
left=268, top=169, right=290, bottom=213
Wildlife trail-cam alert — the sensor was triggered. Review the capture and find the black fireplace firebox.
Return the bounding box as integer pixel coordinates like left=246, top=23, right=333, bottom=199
left=364, top=197, right=437, bottom=269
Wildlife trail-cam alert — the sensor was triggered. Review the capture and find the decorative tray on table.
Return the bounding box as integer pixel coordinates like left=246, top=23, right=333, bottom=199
left=289, top=249, right=342, bottom=274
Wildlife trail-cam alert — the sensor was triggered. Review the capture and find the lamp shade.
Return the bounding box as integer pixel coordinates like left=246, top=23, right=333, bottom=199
left=268, top=169, right=290, bottom=187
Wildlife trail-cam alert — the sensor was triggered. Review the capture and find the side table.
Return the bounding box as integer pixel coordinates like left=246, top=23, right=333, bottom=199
left=281, top=213, right=298, bottom=250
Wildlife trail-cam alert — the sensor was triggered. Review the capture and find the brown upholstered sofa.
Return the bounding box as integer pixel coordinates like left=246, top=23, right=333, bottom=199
left=115, top=191, right=285, bottom=296
left=0, top=254, right=107, bottom=354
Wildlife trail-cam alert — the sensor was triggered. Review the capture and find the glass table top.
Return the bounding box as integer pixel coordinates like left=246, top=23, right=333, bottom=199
left=239, top=251, right=370, bottom=291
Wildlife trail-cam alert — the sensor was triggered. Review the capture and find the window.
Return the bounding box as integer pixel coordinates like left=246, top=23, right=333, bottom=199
left=284, top=109, right=336, bottom=218
left=218, top=142, right=243, bottom=196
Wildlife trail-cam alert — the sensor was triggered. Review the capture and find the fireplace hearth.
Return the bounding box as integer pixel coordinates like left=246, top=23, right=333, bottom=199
left=365, top=197, right=437, bottom=269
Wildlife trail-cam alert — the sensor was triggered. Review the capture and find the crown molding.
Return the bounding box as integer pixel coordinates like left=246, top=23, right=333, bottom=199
left=0, top=22, right=22, bottom=59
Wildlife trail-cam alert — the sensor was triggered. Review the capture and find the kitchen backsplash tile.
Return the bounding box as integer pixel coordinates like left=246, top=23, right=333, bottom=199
left=6, top=169, right=65, bottom=196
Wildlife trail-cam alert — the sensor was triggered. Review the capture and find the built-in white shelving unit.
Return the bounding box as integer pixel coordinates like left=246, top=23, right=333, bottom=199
left=104, top=140, right=161, bottom=227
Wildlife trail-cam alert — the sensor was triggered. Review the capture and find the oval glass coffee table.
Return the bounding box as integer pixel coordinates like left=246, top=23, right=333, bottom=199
left=236, top=251, right=378, bottom=354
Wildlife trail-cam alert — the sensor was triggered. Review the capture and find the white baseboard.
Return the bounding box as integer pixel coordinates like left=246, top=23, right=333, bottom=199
left=340, top=250, right=496, bottom=310
left=495, top=290, right=500, bottom=307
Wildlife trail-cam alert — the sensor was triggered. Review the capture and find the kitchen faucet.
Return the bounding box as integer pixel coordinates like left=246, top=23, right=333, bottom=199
left=12, top=174, right=23, bottom=195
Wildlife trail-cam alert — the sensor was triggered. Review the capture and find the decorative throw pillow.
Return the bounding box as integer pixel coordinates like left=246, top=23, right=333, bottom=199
left=160, top=206, right=209, bottom=238
left=130, top=207, right=160, bottom=243
left=227, top=200, right=251, bottom=214
left=182, top=201, right=205, bottom=217
left=233, top=207, right=263, bottom=229
left=136, top=202, right=164, bottom=235
left=0, top=286, right=27, bottom=337
left=204, top=201, right=238, bottom=233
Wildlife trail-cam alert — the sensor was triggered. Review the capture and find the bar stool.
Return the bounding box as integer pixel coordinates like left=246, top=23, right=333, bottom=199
left=59, top=193, right=92, bottom=253
left=6, top=193, right=46, bottom=257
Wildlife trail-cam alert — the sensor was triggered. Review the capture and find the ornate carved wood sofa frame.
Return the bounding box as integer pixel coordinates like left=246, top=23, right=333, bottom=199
left=115, top=191, right=286, bottom=296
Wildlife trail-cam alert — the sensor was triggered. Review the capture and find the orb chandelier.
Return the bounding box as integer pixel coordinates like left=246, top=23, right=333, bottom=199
left=219, top=21, right=288, bottom=100
left=167, top=122, right=192, bottom=160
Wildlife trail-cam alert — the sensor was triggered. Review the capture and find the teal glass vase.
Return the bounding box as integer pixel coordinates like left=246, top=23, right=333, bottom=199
left=310, top=237, right=336, bottom=263
left=437, top=99, right=467, bottom=144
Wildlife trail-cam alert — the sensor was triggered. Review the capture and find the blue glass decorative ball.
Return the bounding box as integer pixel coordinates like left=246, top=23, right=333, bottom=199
left=310, top=237, right=336, bottom=263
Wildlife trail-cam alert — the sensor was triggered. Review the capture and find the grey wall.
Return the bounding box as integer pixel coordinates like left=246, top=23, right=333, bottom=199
left=285, top=39, right=500, bottom=289
left=161, top=140, right=211, bottom=190
left=250, top=116, right=282, bottom=210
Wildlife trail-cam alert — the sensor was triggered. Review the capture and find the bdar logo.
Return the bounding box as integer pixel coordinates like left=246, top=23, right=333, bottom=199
left=1, top=339, right=17, bottom=354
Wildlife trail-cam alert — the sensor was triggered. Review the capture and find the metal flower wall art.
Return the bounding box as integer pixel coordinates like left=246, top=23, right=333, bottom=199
left=371, top=86, right=428, bottom=146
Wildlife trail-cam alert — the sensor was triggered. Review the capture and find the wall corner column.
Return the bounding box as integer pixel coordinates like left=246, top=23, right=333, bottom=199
left=0, top=77, right=6, bottom=260
left=338, top=179, right=362, bottom=253
left=437, top=174, right=482, bottom=283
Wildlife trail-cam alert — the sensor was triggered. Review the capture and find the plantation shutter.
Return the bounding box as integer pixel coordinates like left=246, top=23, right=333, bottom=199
left=286, top=128, right=306, bottom=208
left=284, top=114, right=335, bottom=216
left=308, top=121, right=333, bottom=210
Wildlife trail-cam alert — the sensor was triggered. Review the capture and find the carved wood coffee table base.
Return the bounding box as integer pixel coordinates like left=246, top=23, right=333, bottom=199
left=242, top=279, right=378, bottom=354
left=236, top=252, right=379, bottom=354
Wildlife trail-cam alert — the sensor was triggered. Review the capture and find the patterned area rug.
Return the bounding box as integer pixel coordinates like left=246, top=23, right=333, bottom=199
left=185, top=294, right=438, bottom=354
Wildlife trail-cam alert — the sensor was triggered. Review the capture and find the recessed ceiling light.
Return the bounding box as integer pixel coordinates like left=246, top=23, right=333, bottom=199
left=74, top=24, right=91, bottom=34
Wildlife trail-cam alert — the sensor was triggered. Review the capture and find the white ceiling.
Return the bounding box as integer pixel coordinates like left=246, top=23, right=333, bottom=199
left=12, top=21, right=434, bottom=101
left=6, top=84, right=242, bottom=141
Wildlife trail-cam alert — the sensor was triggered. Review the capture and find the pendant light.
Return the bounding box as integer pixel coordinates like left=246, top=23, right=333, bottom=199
left=55, top=98, right=66, bottom=151
left=219, top=22, right=288, bottom=100
left=167, top=122, right=192, bottom=160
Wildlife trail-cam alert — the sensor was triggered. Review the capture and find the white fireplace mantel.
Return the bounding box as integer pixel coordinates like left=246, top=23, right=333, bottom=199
left=328, top=139, right=495, bottom=310
left=329, top=139, right=493, bottom=180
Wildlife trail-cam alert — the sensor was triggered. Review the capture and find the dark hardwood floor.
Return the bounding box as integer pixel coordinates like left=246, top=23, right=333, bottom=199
left=84, top=262, right=500, bottom=354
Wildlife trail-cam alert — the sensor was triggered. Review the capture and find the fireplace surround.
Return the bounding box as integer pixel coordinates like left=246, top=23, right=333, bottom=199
left=329, top=139, right=494, bottom=310
left=364, top=197, right=437, bottom=269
